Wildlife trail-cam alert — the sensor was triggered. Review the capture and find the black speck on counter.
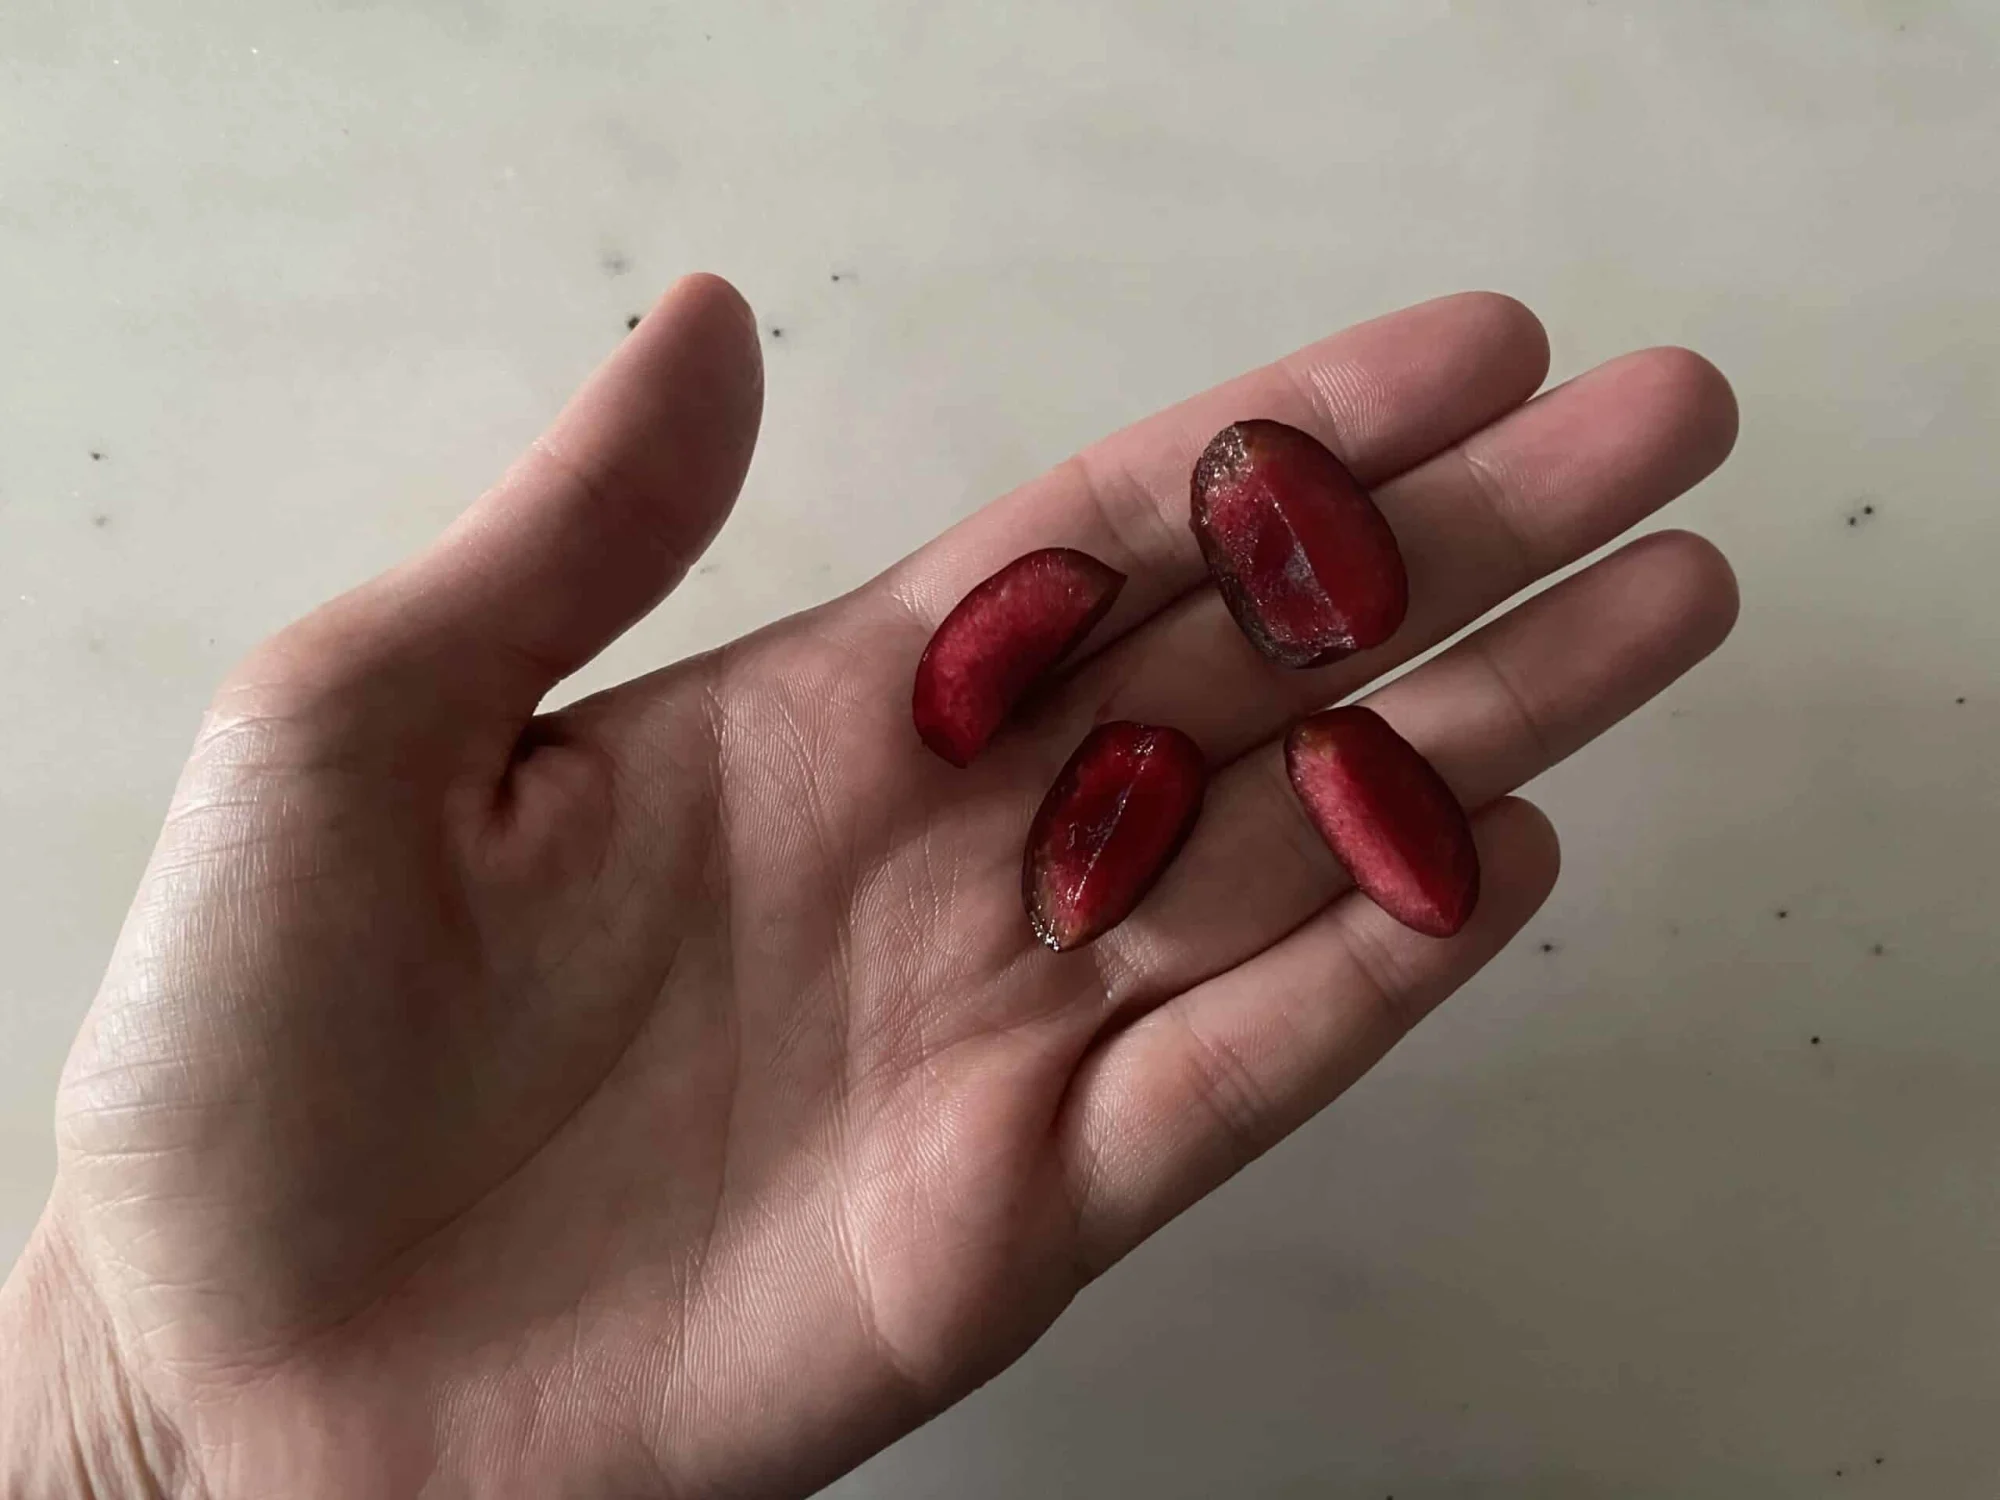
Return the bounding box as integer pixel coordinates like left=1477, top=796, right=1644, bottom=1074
left=1956, top=696, right=1967, bottom=705
left=1871, top=943, right=1886, bottom=957
left=1776, top=909, right=1789, bottom=920
left=1863, top=504, right=1875, bottom=515
left=1811, top=1036, right=1822, bottom=1045
left=770, top=325, right=784, bottom=339
left=1539, top=942, right=1557, bottom=954
left=91, top=513, right=109, bottom=529
left=626, top=314, right=641, bottom=331
left=90, top=450, right=104, bottom=461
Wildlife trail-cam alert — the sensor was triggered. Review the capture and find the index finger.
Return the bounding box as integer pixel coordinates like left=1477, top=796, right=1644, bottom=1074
left=880, top=291, right=1551, bottom=644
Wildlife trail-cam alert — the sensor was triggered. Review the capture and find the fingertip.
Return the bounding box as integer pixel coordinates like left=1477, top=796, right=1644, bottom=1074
left=1284, top=289, right=1555, bottom=484
left=1472, top=800, right=1560, bottom=928
left=1378, top=291, right=1551, bottom=396
left=1478, top=795, right=1562, bottom=895
left=612, top=274, right=765, bottom=506
left=1634, top=528, right=1742, bottom=644
left=637, top=274, right=764, bottom=400
left=1380, top=289, right=1551, bottom=378
left=1456, top=290, right=1553, bottom=372
left=1627, top=345, right=1741, bottom=474
left=1596, top=530, right=1742, bottom=676
left=662, top=271, right=760, bottom=338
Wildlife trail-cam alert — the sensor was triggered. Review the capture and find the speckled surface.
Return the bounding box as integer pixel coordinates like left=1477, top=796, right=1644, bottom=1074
left=4, top=1, right=1997, bottom=1492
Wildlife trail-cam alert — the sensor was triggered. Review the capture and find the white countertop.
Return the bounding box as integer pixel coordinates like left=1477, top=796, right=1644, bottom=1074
left=4, top=2, right=1997, bottom=1492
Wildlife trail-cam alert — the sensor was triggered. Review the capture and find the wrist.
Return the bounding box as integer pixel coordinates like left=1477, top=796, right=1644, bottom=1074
left=0, top=1209, right=190, bottom=1500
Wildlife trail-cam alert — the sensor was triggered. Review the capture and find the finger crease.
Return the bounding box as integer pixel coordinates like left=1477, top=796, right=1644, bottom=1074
left=1474, top=633, right=1559, bottom=774
left=1276, top=354, right=1374, bottom=467
left=1171, top=1008, right=1276, bottom=1172
left=1336, top=914, right=1414, bottom=1037
left=1066, top=448, right=1183, bottom=574
left=1456, top=444, right=1547, bottom=580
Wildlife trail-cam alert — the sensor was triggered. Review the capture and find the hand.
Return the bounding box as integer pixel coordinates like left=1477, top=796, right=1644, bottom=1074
left=1, top=277, right=1737, bottom=1498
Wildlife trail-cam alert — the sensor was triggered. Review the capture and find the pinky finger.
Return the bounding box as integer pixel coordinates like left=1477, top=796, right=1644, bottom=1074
left=1061, top=796, right=1561, bottom=1277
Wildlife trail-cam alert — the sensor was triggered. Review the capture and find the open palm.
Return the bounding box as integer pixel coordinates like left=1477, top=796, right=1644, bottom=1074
left=31, top=277, right=1737, bottom=1498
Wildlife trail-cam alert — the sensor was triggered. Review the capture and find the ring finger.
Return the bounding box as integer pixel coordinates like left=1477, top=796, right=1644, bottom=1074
left=1081, top=527, right=1740, bottom=1008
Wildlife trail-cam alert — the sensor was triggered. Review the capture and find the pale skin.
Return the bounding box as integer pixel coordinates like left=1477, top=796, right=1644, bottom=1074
left=0, top=277, right=1739, bottom=1499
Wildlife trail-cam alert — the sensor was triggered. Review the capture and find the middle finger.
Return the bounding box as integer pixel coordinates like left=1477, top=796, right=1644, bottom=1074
left=1034, top=345, right=1738, bottom=767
